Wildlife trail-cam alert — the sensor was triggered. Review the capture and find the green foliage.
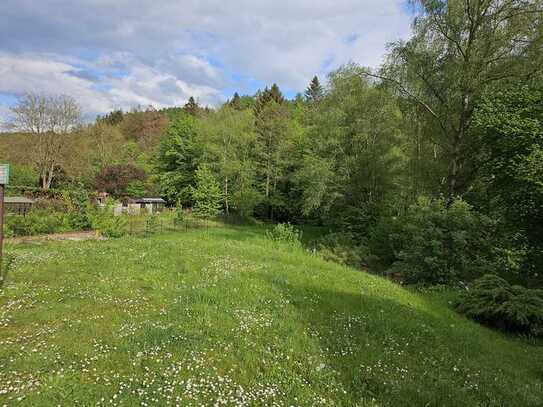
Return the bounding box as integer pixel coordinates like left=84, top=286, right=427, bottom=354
left=155, top=115, right=201, bottom=205
left=8, top=164, right=38, bottom=187
left=314, top=232, right=362, bottom=268
left=173, top=203, right=185, bottom=226
left=0, top=252, right=15, bottom=288
left=125, top=180, right=148, bottom=197
left=4, top=210, right=73, bottom=236
left=145, top=213, right=159, bottom=235
left=87, top=200, right=127, bottom=238
left=190, top=164, right=223, bottom=219
left=456, top=274, right=543, bottom=337
left=304, top=75, right=324, bottom=103
left=266, top=222, right=302, bottom=247
left=369, top=197, right=495, bottom=285
left=474, top=84, right=543, bottom=278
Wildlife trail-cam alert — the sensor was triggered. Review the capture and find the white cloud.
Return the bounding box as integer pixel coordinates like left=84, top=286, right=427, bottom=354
left=0, top=0, right=413, bottom=115
left=0, top=53, right=224, bottom=120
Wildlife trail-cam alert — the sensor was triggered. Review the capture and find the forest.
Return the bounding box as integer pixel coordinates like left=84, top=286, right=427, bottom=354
left=1, top=0, right=543, bottom=336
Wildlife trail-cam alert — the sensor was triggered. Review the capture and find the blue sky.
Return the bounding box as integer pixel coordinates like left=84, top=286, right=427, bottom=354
left=0, top=0, right=413, bottom=121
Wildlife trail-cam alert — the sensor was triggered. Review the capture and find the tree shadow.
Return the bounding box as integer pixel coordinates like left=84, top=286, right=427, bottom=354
left=255, top=272, right=535, bottom=405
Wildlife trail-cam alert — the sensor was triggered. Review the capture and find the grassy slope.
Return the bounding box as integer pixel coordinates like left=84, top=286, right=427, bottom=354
left=0, top=226, right=541, bottom=406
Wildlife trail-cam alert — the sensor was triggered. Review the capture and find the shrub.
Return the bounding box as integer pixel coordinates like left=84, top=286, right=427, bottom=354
left=145, top=213, right=159, bottom=235
left=267, top=223, right=302, bottom=247
left=173, top=204, right=185, bottom=226
left=314, top=232, right=362, bottom=268
left=87, top=200, right=127, bottom=238
left=368, top=197, right=496, bottom=285
left=4, top=209, right=74, bottom=236
left=456, top=274, right=543, bottom=336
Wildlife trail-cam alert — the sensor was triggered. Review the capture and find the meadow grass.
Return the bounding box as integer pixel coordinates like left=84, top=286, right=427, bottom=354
left=0, top=225, right=541, bottom=406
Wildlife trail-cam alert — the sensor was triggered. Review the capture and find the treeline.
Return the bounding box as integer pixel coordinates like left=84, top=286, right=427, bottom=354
left=1, top=0, right=542, bottom=295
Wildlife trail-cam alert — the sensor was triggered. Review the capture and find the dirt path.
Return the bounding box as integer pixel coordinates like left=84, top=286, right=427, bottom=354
left=6, top=230, right=103, bottom=244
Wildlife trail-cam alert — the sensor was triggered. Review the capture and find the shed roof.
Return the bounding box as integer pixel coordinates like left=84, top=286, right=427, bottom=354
left=133, top=197, right=166, bottom=203
left=4, top=196, right=35, bottom=204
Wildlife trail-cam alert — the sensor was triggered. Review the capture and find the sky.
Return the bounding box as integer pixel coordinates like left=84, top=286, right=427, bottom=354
left=0, top=0, right=413, bottom=122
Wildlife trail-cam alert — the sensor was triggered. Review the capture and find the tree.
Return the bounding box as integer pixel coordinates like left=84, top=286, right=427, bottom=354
left=304, top=76, right=324, bottom=103
left=184, top=97, right=201, bottom=116
left=200, top=106, right=256, bottom=215
left=9, top=93, right=81, bottom=189
left=191, top=164, right=223, bottom=219
left=296, top=64, right=404, bottom=233
left=155, top=115, right=201, bottom=204
left=254, top=84, right=286, bottom=119
left=97, top=109, right=123, bottom=126
left=474, top=83, right=543, bottom=279
left=381, top=0, right=543, bottom=201
left=254, top=94, right=293, bottom=220
left=229, top=92, right=242, bottom=110
left=120, top=108, right=168, bottom=150
left=94, top=164, right=146, bottom=197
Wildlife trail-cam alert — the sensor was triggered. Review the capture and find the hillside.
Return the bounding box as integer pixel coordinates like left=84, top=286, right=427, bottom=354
left=1, top=226, right=542, bottom=406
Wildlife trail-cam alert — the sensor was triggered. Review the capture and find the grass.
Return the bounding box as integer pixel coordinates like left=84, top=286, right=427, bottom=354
left=0, top=225, right=542, bottom=406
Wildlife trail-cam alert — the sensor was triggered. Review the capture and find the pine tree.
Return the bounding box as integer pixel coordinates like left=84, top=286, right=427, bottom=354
left=183, top=96, right=200, bottom=116
left=191, top=164, right=223, bottom=219
left=229, top=92, right=242, bottom=110
left=254, top=84, right=285, bottom=119
left=269, top=84, right=285, bottom=104
left=305, top=76, right=324, bottom=103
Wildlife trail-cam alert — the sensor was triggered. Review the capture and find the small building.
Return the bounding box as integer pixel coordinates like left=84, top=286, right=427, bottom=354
left=132, top=198, right=167, bottom=213
left=3, top=196, right=35, bottom=216
left=115, top=197, right=167, bottom=215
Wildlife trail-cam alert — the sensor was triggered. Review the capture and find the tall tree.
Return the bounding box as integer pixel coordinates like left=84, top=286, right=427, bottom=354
left=296, top=64, right=404, bottom=231
left=229, top=92, right=242, bottom=110
left=184, top=96, right=201, bottom=116
left=9, top=93, right=81, bottom=189
left=474, top=82, right=543, bottom=278
left=201, top=106, right=256, bottom=215
left=253, top=84, right=293, bottom=219
left=155, top=115, right=201, bottom=204
left=304, top=76, right=324, bottom=103
left=381, top=0, right=543, bottom=201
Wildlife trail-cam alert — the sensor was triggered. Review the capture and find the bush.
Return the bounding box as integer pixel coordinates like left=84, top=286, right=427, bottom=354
left=145, top=213, right=159, bottom=235
left=173, top=204, right=185, bottom=226
left=267, top=223, right=302, bottom=247
left=456, top=274, right=543, bottom=336
left=4, top=209, right=73, bottom=236
left=87, top=200, right=127, bottom=238
left=368, top=197, right=496, bottom=285
left=314, top=232, right=363, bottom=268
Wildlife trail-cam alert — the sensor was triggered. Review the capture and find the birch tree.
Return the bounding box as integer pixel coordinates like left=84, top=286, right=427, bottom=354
left=10, top=93, right=81, bottom=189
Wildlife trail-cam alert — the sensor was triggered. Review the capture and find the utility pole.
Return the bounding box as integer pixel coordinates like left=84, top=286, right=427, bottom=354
left=0, top=164, right=9, bottom=278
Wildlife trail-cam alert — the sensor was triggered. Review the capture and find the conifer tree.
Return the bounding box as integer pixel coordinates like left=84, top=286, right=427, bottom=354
left=305, top=76, right=324, bottom=103
left=229, top=92, right=242, bottom=110
left=183, top=96, right=200, bottom=116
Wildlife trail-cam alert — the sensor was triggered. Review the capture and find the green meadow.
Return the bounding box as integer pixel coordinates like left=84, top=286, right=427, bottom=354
left=1, top=226, right=541, bottom=406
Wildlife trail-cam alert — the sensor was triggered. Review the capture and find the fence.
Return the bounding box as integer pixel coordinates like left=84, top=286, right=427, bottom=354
left=123, top=210, right=218, bottom=237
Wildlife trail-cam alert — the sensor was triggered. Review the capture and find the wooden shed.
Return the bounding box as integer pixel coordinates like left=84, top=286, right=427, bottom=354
left=4, top=196, right=35, bottom=215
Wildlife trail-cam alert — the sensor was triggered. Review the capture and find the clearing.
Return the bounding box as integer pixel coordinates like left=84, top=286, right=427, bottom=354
left=0, top=226, right=541, bottom=406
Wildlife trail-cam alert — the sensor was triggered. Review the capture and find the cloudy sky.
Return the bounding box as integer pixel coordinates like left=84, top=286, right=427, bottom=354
left=0, top=0, right=413, bottom=121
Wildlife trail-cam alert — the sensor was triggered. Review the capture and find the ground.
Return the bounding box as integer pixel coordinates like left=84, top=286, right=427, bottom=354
left=0, top=225, right=542, bottom=406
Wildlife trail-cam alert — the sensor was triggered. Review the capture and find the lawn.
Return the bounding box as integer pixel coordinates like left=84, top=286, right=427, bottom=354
left=0, top=225, right=542, bottom=406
